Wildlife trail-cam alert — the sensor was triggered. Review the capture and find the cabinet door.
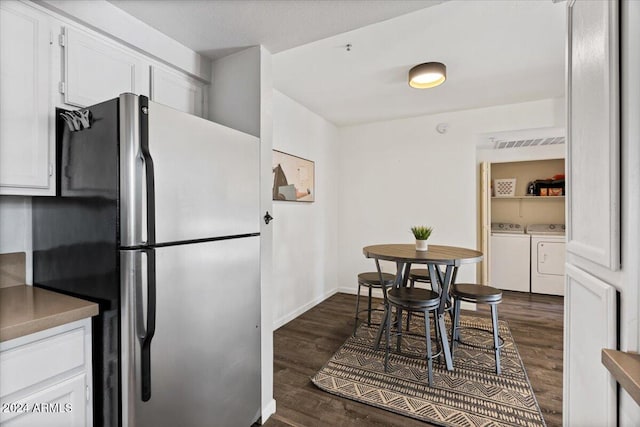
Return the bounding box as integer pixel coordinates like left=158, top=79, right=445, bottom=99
left=63, top=27, right=148, bottom=107
left=564, top=265, right=617, bottom=427
left=0, top=2, right=53, bottom=195
left=150, top=65, right=205, bottom=117
left=564, top=0, right=619, bottom=425
left=566, top=0, right=620, bottom=271
left=0, top=374, right=87, bottom=427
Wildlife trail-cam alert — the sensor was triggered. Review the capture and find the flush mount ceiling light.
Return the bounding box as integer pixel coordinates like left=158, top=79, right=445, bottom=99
left=408, top=62, right=446, bottom=89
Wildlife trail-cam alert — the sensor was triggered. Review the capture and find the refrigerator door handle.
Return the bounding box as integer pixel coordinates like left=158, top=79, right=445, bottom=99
left=120, top=94, right=156, bottom=247
left=139, top=96, right=156, bottom=246
left=139, top=248, right=156, bottom=401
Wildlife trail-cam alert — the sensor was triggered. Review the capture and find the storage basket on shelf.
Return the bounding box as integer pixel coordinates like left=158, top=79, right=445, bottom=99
left=493, top=178, right=516, bottom=197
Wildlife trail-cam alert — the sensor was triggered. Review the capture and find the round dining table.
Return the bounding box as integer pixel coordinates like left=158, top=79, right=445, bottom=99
left=362, top=244, right=483, bottom=371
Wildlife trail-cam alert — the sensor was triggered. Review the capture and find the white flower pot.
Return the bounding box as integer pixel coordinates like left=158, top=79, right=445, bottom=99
left=415, top=239, right=429, bottom=251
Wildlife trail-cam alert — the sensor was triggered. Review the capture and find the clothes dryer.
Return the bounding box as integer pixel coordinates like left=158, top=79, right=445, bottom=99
left=527, top=224, right=566, bottom=296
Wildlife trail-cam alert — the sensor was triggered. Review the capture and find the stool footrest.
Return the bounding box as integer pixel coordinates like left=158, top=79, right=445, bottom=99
left=453, top=326, right=505, bottom=350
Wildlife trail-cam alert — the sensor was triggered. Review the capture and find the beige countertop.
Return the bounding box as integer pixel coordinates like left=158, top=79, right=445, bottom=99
left=0, top=285, right=99, bottom=342
left=602, top=349, right=640, bottom=406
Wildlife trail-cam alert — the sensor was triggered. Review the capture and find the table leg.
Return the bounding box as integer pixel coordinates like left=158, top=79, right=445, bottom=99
left=374, top=260, right=405, bottom=350
left=428, top=263, right=455, bottom=371
left=374, top=305, right=389, bottom=351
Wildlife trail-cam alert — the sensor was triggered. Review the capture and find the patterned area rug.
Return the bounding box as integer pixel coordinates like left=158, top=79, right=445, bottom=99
left=312, top=312, right=546, bottom=427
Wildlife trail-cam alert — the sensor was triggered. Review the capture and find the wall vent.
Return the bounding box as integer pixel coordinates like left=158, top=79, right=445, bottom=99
left=493, top=136, right=566, bottom=149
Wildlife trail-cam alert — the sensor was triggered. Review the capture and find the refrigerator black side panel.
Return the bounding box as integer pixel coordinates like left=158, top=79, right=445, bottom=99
left=32, top=98, right=120, bottom=427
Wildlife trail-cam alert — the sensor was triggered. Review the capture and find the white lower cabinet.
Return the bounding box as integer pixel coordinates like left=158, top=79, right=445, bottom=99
left=1, top=374, right=87, bottom=427
left=0, top=319, right=93, bottom=427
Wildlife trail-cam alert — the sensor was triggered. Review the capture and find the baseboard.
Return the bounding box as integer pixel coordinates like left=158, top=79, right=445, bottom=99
left=260, top=399, right=276, bottom=424
left=272, top=289, right=339, bottom=330
left=273, top=289, right=476, bottom=331
left=337, top=286, right=385, bottom=298
left=338, top=287, right=476, bottom=311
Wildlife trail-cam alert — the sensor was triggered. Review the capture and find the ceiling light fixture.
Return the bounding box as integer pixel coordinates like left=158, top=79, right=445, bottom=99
left=408, top=62, right=446, bottom=89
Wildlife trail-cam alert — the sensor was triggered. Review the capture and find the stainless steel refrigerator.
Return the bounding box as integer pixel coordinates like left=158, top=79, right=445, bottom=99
left=32, top=93, right=261, bottom=427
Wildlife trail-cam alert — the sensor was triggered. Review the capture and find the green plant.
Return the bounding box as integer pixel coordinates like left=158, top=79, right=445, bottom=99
left=411, top=226, right=433, bottom=240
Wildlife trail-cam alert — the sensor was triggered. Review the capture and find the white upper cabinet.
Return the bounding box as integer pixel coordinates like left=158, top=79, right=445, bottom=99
left=62, top=27, right=149, bottom=107
left=0, top=2, right=210, bottom=196
left=150, top=66, right=206, bottom=117
left=566, top=0, right=620, bottom=271
left=0, top=1, right=54, bottom=195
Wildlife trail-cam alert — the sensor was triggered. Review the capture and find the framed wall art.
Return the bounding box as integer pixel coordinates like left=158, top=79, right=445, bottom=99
left=272, top=150, right=314, bottom=202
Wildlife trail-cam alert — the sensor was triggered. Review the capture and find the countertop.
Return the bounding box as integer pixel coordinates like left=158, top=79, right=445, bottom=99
left=0, top=285, right=99, bottom=342
left=602, top=349, right=640, bottom=405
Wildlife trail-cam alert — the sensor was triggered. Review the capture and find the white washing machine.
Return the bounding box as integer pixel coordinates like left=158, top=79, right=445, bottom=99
left=490, top=223, right=530, bottom=292
left=527, top=224, right=566, bottom=296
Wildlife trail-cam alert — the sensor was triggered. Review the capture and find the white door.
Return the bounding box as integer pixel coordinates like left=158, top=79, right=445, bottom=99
left=536, top=241, right=565, bottom=275
left=0, top=1, right=54, bottom=195
left=480, top=162, right=491, bottom=285
left=148, top=100, right=260, bottom=244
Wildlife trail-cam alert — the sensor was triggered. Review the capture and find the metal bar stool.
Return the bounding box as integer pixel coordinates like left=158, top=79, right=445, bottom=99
left=450, top=283, right=504, bottom=374
left=405, top=269, right=432, bottom=330
left=353, top=272, right=395, bottom=335
left=383, top=286, right=442, bottom=386
left=405, top=267, right=456, bottom=331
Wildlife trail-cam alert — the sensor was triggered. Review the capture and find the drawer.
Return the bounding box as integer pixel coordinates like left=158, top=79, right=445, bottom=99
left=0, top=328, right=85, bottom=397
left=0, top=373, right=87, bottom=426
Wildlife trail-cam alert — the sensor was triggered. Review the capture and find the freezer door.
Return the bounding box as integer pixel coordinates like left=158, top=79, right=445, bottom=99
left=147, top=100, right=260, bottom=244
left=120, top=236, right=261, bottom=427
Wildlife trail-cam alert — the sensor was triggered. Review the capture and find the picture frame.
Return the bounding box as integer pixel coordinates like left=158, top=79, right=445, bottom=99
left=272, top=150, right=315, bottom=202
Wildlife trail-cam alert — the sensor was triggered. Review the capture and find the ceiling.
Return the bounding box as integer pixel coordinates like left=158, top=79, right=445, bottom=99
left=107, top=0, right=444, bottom=58
left=108, top=0, right=566, bottom=126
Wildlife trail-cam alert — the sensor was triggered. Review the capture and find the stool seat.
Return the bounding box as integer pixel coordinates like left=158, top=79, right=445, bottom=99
left=409, top=269, right=431, bottom=282
left=388, top=287, right=440, bottom=309
left=358, top=272, right=395, bottom=287
left=451, top=283, right=502, bottom=303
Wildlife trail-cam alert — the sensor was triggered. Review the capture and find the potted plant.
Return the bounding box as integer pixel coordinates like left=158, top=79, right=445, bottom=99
left=411, top=226, right=433, bottom=251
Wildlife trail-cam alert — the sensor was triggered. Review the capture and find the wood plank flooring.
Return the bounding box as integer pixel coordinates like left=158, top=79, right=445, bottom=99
left=263, top=291, right=563, bottom=427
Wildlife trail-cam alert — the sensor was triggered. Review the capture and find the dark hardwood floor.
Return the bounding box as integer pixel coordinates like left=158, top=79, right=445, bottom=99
left=264, top=291, right=563, bottom=427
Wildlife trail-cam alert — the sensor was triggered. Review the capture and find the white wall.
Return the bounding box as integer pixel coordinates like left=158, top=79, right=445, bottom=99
left=271, top=90, right=339, bottom=329
left=209, top=47, right=261, bottom=137
left=208, top=46, right=277, bottom=422
left=337, top=98, right=564, bottom=290
left=258, top=47, right=276, bottom=423
left=0, top=197, right=32, bottom=284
